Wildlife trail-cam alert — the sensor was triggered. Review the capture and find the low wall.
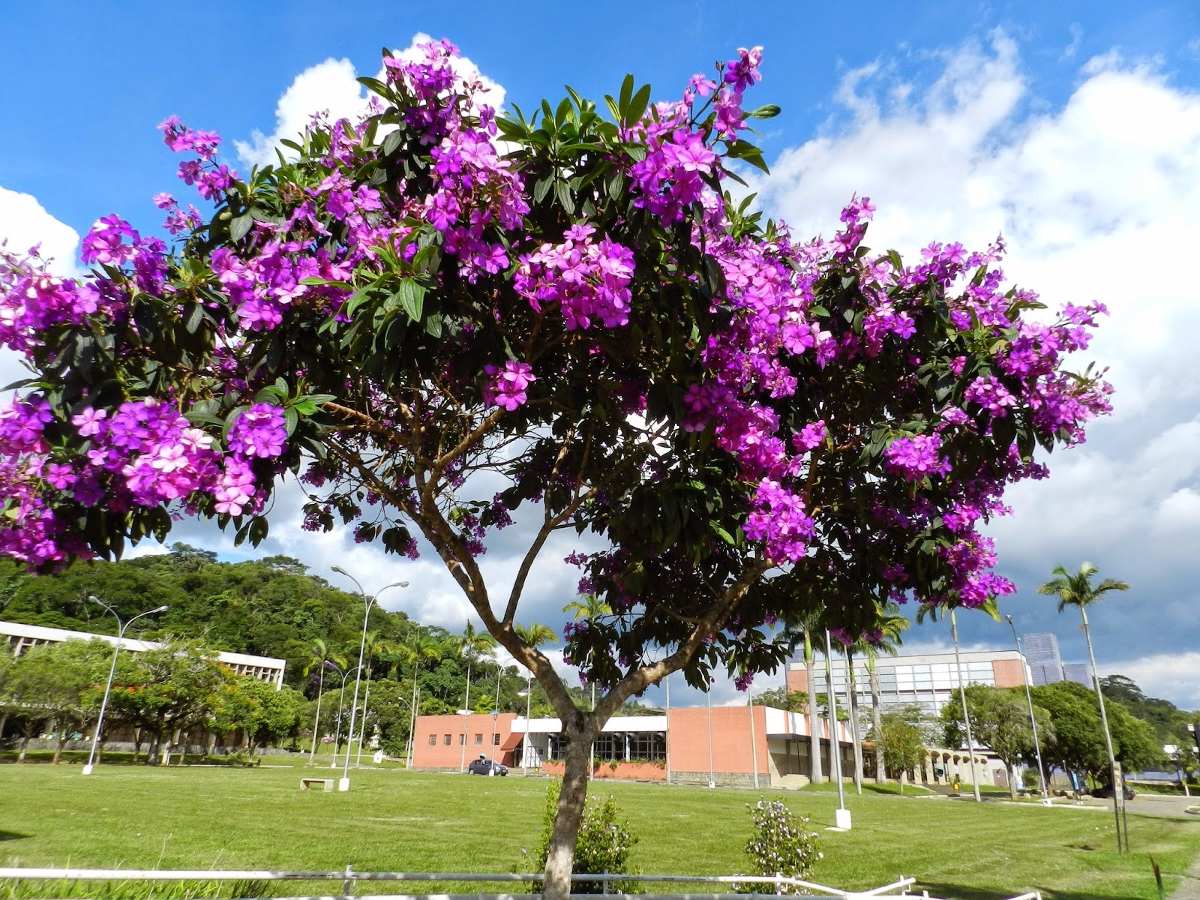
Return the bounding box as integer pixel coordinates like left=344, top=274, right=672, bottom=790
left=541, top=760, right=666, bottom=782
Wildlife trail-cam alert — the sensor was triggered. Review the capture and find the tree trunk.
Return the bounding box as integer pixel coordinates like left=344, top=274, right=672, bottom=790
left=53, top=735, right=66, bottom=765
left=1009, top=764, right=1018, bottom=800
left=309, top=666, right=325, bottom=764
left=133, top=728, right=143, bottom=763
left=17, top=732, right=30, bottom=763
left=869, top=664, right=885, bottom=783
left=543, top=730, right=594, bottom=900
left=805, top=637, right=823, bottom=784
left=846, top=650, right=864, bottom=794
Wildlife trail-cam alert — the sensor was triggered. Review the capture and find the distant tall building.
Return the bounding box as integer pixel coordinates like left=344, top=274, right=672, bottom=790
left=1022, top=632, right=1065, bottom=685
left=785, top=648, right=1028, bottom=720
left=1062, top=663, right=1092, bottom=687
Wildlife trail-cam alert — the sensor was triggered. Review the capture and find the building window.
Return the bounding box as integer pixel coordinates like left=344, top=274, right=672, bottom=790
left=475, top=733, right=483, bottom=745
left=443, top=733, right=451, bottom=746
left=428, top=734, right=436, bottom=746
left=493, top=733, right=500, bottom=746
left=629, top=732, right=666, bottom=761
left=459, top=733, right=465, bottom=745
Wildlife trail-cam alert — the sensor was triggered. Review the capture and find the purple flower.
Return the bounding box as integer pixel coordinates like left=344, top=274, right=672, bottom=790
left=227, top=403, right=287, bottom=459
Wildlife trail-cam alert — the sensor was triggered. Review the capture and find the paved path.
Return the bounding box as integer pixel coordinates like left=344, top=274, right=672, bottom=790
left=1171, top=852, right=1200, bottom=899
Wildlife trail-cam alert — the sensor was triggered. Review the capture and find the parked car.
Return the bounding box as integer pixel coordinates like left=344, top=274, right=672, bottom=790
left=1091, top=782, right=1136, bottom=800
left=467, top=755, right=508, bottom=776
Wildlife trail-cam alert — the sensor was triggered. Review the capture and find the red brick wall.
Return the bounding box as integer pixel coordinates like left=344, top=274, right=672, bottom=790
left=542, top=760, right=666, bottom=781
left=992, top=659, right=1027, bottom=688
left=667, top=705, right=769, bottom=776
left=412, top=713, right=516, bottom=769
left=785, top=665, right=809, bottom=694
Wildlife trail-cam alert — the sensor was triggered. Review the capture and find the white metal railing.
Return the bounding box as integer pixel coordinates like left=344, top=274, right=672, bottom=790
left=0, top=867, right=1039, bottom=899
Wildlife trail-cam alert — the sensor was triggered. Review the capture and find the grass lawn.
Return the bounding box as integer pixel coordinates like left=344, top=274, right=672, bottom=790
left=1, top=761, right=1198, bottom=899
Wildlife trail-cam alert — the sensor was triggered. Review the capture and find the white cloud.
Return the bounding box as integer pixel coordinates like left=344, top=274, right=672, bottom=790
left=0, top=188, right=82, bottom=389
left=1103, top=653, right=1200, bottom=709
left=754, top=30, right=1200, bottom=709
left=234, top=33, right=505, bottom=168
left=0, top=187, right=80, bottom=277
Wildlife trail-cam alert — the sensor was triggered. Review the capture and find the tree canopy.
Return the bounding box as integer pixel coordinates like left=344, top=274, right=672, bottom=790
left=0, top=38, right=1112, bottom=893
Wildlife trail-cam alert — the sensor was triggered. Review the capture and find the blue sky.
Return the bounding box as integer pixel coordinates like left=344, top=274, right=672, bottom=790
left=2, top=2, right=1199, bottom=707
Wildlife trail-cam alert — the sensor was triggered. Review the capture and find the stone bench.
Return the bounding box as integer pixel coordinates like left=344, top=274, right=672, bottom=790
left=300, top=777, right=334, bottom=792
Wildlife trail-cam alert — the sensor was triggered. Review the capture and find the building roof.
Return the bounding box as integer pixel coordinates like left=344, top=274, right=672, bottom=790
left=513, top=715, right=668, bottom=734
left=0, top=619, right=286, bottom=671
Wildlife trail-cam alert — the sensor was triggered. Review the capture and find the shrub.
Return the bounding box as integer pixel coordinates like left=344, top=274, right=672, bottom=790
left=526, top=782, right=640, bottom=893
left=738, top=799, right=822, bottom=894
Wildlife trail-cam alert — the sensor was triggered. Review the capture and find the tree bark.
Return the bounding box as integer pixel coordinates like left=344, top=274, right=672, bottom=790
left=846, top=650, right=864, bottom=793
left=805, top=636, right=823, bottom=783
left=1009, top=764, right=1018, bottom=800
left=543, top=728, right=595, bottom=900
left=869, top=664, right=885, bottom=783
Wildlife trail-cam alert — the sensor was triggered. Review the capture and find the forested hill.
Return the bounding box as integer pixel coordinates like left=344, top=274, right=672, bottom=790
left=0, top=543, right=419, bottom=691
left=0, top=543, right=659, bottom=717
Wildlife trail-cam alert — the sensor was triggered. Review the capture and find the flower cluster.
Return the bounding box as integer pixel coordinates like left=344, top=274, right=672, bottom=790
left=483, top=360, right=536, bottom=411
left=883, top=434, right=949, bottom=482
left=514, top=223, right=636, bottom=330
left=625, top=47, right=760, bottom=224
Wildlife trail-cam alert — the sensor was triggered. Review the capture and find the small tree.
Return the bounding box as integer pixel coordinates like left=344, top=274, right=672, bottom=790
left=739, top=800, right=822, bottom=893
left=878, top=711, right=925, bottom=793
left=0, top=39, right=1111, bottom=894
left=942, top=684, right=1053, bottom=799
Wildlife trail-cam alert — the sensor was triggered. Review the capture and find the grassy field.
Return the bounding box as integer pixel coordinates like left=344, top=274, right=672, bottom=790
left=1, top=760, right=1198, bottom=899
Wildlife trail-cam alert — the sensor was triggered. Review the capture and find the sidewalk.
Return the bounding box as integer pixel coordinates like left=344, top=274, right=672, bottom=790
left=1171, top=853, right=1200, bottom=899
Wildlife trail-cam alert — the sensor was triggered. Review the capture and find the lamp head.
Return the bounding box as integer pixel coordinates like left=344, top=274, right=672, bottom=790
left=331, top=565, right=347, bottom=576
left=399, top=581, right=410, bottom=588
left=154, top=605, right=169, bottom=613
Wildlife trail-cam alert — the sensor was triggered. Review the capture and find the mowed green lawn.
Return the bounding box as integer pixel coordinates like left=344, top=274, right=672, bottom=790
left=1, top=761, right=1198, bottom=899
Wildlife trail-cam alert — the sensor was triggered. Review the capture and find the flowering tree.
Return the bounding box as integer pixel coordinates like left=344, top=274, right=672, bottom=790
left=0, top=39, right=1110, bottom=894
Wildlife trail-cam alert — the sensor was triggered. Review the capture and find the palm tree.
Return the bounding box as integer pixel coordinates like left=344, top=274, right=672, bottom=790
left=516, top=623, right=558, bottom=649
left=801, top=627, right=824, bottom=784
left=864, top=605, right=908, bottom=784
left=355, top=630, right=396, bottom=767
left=395, top=633, right=444, bottom=768
left=1039, top=561, right=1130, bottom=852
left=303, top=639, right=346, bottom=764
left=454, top=622, right=497, bottom=771
left=836, top=636, right=865, bottom=795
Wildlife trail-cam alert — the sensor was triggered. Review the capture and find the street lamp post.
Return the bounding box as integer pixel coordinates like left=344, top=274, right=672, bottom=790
left=664, top=672, right=671, bottom=785
left=705, top=685, right=715, bottom=789
left=330, top=566, right=408, bottom=792
left=1006, top=615, right=1049, bottom=802
left=520, top=673, right=533, bottom=774
left=824, top=630, right=850, bottom=829
left=949, top=609, right=982, bottom=803
left=329, top=665, right=357, bottom=769
left=82, top=597, right=168, bottom=776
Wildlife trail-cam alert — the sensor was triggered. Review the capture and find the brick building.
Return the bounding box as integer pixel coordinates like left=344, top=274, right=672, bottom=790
left=412, top=703, right=858, bottom=787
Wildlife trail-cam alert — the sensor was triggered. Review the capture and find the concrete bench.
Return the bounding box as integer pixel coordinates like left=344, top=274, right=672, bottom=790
left=300, top=777, right=334, bottom=792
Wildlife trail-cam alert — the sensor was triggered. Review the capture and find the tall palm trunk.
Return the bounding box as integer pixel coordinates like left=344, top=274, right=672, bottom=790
left=804, top=631, right=823, bottom=783
left=1082, top=605, right=1123, bottom=851
left=356, top=671, right=373, bottom=766
left=309, top=664, right=326, bottom=764
left=846, top=650, right=864, bottom=793
left=868, top=657, right=886, bottom=783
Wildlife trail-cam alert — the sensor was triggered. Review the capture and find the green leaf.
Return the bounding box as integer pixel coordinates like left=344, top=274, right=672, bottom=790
left=396, top=279, right=426, bottom=322
left=230, top=213, right=254, bottom=243
left=618, top=74, right=635, bottom=118
left=624, top=83, right=651, bottom=125
left=533, top=177, right=554, bottom=204
left=382, top=129, right=404, bottom=157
